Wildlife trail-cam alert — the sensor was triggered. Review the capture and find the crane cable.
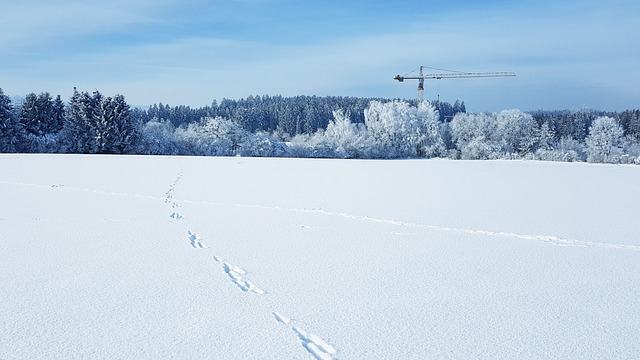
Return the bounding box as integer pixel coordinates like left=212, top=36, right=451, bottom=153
left=405, top=66, right=472, bottom=77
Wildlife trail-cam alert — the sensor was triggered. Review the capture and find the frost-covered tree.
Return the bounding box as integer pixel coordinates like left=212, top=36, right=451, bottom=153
left=496, top=109, right=539, bottom=155
left=174, top=117, right=245, bottom=156
left=323, top=110, right=367, bottom=158
left=138, top=119, right=179, bottom=155
left=0, top=88, right=22, bottom=152
left=239, top=132, right=289, bottom=157
left=364, top=100, right=443, bottom=158
left=585, top=116, right=624, bottom=163
left=537, top=121, right=556, bottom=151
left=450, top=112, right=499, bottom=159
left=556, top=136, right=586, bottom=162
left=415, top=102, right=446, bottom=158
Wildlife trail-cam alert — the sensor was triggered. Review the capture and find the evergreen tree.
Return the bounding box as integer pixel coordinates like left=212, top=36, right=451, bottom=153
left=618, top=109, right=640, bottom=140
left=19, top=92, right=61, bottom=136
left=20, top=93, right=40, bottom=135
left=52, top=95, right=65, bottom=133
left=0, top=88, right=22, bottom=152
left=61, top=88, right=92, bottom=153
left=101, top=94, right=137, bottom=154
left=61, top=89, right=138, bottom=154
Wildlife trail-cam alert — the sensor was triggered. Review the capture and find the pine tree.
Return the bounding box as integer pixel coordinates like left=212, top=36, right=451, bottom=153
left=20, top=93, right=39, bottom=135
left=19, top=92, right=59, bottom=136
left=61, top=89, right=137, bottom=154
left=52, top=95, right=65, bottom=133
left=0, top=88, right=22, bottom=152
left=102, top=94, right=137, bottom=154
left=61, top=88, right=91, bottom=153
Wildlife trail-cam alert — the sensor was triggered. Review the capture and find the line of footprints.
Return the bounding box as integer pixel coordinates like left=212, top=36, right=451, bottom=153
left=165, top=171, right=337, bottom=360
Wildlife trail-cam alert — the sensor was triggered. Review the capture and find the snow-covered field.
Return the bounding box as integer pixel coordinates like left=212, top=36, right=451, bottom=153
left=1, top=154, right=639, bottom=359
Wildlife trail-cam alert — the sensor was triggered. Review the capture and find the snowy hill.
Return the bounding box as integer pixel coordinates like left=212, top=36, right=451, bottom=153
left=1, top=154, right=639, bottom=359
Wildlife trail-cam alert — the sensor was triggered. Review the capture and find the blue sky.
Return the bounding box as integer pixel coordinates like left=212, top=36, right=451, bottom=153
left=2, top=0, right=639, bottom=111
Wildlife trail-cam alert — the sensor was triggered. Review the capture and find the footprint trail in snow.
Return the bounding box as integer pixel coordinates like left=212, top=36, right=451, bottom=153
left=164, top=169, right=337, bottom=359
left=164, top=169, right=183, bottom=211
left=213, top=256, right=264, bottom=295
left=272, top=312, right=337, bottom=360
left=187, top=230, right=207, bottom=249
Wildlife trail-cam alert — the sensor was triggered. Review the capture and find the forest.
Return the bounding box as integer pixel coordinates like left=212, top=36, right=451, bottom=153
left=1, top=87, right=639, bottom=164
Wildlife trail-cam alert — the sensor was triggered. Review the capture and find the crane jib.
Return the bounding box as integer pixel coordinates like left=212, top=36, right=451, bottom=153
left=394, top=72, right=515, bottom=81
left=393, top=66, right=515, bottom=102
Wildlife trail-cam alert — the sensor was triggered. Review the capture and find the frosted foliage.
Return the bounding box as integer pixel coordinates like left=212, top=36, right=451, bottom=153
left=174, top=117, right=243, bottom=156
left=496, top=109, right=538, bottom=155
left=323, top=110, right=366, bottom=158
left=364, top=100, right=443, bottom=158
left=238, top=132, right=288, bottom=157
left=586, top=116, right=625, bottom=163
left=450, top=112, right=499, bottom=160
left=138, top=119, right=178, bottom=155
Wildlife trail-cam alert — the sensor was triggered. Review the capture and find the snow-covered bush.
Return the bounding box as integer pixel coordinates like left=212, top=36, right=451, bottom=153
left=22, top=133, right=61, bottom=153
left=287, top=132, right=335, bottom=158
left=621, top=136, right=640, bottom=164
left=239, top=131, right=289, bottom=157
left=555, top=136, right=586, bottom=162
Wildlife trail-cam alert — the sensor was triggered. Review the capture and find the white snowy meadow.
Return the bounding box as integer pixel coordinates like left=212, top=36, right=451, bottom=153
left=1, top=154, right=639, bottom=359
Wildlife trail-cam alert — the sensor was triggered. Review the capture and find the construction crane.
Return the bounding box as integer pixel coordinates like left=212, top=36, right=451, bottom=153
left=394, top=66, right=515, bottom=102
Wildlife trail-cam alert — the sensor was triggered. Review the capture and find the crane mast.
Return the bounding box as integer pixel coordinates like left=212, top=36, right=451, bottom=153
left=394, top=65, right=515, bottom=102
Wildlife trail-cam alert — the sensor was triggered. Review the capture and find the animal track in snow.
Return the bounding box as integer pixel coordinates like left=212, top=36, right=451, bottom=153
left=221, top=261, right=264, bottom=295
left=164, top=170, right=184, bottom=209
left=292, top=325, right=337, bottom=360
left=273, top=311, right=291, bottom=325
left=170, top=212, right=185, bottom=220
left=272, top=312, right=337, bottom=360
left=187, top=230, right=207, bottom=249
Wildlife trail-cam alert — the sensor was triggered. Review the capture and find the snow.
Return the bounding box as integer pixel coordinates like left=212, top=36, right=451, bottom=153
left=1, top=154, right=640, bottom=359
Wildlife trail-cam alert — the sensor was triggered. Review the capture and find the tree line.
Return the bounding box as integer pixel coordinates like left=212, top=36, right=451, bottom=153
left=1, top=87, right=639, bottom=164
